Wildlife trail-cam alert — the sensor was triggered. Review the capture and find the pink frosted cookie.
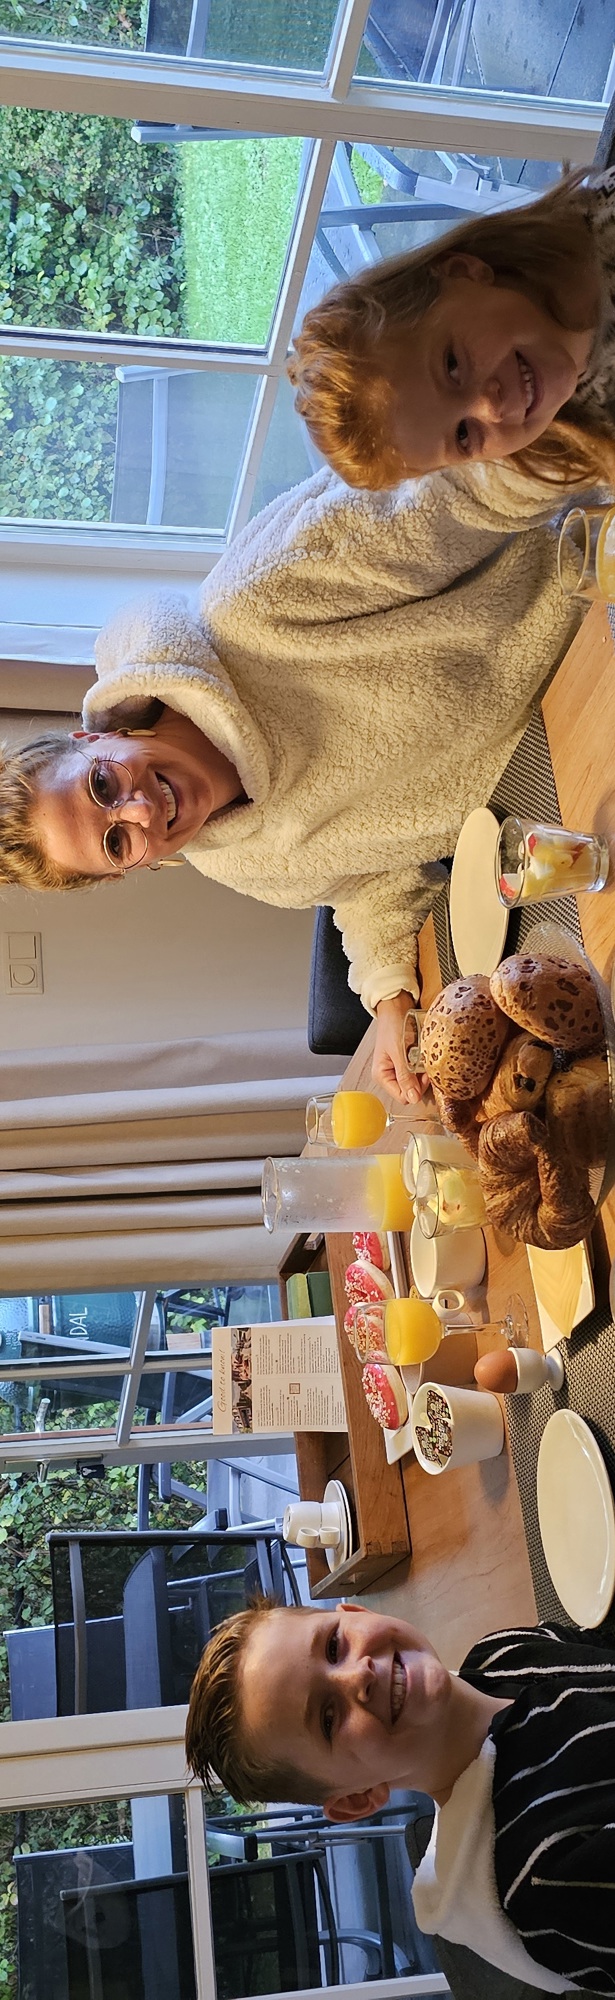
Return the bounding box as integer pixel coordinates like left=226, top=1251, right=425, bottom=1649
left=362, top=1363, right=408, bottom=1431
left=344, top=1259, right=394, bottom=1307
left=352, top=1230, right=390, bottom=1270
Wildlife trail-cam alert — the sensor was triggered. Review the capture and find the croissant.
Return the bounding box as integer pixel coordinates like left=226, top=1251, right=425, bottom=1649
left=478, top=1109, right=594, bottom=1248
left=479, top=1032, right=553, bottom=1122
left=545, top=1054, right=609, bottom=1172
left=534, top=1144, right=595, bottom=1249
left=430, top=1082, right=481, bottom=1158
left=478, top=1112, right=544, bottom=1238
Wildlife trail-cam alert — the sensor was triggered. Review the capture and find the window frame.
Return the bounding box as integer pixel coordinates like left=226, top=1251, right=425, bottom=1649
left=0, top=0, right=611, bottom=561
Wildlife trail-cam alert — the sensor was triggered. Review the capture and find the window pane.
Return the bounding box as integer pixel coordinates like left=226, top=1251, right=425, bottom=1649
left=1, top=111, right=304, bottom=345
left=205, top=1796, right=441, bottom=1990
left=296, top=141, right=561, bottom=317
left=356, top=0, right=614, bottom=101
left=0, top=1801, right=194, bottom=2000
left=0, top=0, right=342, bottom=68
left=249, top=376, right=319, bottom=516
left=0, top=357, right=258, bottom=529
left=0, top=1386, right=120, bottom=1438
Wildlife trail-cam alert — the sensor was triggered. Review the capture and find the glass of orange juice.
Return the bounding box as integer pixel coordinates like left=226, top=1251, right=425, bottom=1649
left=496, top=813, right=608, bottom=907
left=306, top=1091, right=390, bottom=1147
left=345, top=1296, right=441, bottom=1367
left=557, top=503, right=615, bottom=602
left=415, top=1159, right=486, bottom=1238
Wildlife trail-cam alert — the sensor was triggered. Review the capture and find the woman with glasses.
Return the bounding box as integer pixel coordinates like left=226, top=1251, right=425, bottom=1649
left=0, top=463, right=582, bottom=1100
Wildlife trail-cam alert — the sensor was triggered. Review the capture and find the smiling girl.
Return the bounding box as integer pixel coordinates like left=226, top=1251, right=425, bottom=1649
left=288, top=167, right=615, bottom=493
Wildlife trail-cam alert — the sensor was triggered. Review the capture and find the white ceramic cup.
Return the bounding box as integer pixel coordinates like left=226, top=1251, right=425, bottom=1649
left=403, top=1130, right=469, bottom=1196
left=410, top=1219, right=486, bottom=1298
left=411, top=1380, right=504, bottom=1473
left=283, top=1500, right=342, bottom=1549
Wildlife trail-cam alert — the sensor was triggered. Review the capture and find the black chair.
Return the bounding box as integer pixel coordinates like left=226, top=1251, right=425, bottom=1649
left=308, top=905, right=372, bottom=1057
left=60, top=1852, right=340, bottom=2000
left=15, top=1845, right=136, bottom=2000
left=47, top=1529, right=300, bottom=1716
left=207, top=1798, right=438, bottom=1978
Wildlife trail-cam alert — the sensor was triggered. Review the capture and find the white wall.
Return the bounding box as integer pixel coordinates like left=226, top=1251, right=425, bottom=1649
left=0, top=860, right=316, bottom=1055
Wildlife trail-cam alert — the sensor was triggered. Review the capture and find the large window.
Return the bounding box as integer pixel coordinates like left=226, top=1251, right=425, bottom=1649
left=0, top=1281, right=282, bottom=1461
left=1, top=0, right=611, bottom=560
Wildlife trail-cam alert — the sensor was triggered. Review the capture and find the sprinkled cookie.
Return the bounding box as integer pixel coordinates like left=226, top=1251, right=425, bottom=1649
left=362, top=1363, right=408, bottom=1431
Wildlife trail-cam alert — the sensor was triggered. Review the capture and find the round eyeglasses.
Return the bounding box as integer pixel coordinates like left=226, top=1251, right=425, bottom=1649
left=77, top=751, right=149, bottom=873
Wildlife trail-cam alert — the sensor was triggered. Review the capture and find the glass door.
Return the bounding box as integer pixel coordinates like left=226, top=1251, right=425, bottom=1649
left=0, top=1703, right=450, bottom=2000
left=0, top=1281, right=293, bottom=1469
left=1, top=0, right=611, bottom=560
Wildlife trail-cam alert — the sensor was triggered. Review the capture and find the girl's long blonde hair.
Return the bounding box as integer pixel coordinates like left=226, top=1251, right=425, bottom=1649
left=288, top=170, right=615, bottom=492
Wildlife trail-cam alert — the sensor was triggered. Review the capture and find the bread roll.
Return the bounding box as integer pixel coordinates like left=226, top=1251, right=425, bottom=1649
left=490, top=953, right=603, bottom=1054
left=479, top=1032, right=553, bottom=1121
left=545, top=1053, right=609, bottom=1171
left=422, top=975, right=509, bottom=1100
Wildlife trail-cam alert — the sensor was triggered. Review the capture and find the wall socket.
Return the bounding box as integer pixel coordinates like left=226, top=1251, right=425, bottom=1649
left=2, top=932, right=44, bottom=995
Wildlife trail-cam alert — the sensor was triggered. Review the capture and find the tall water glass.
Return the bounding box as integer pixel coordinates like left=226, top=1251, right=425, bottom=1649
left=262, top=1154, right=414, bottom=1233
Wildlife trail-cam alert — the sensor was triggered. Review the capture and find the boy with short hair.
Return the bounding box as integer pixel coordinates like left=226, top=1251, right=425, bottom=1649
left=186, top=1597, right=615, bottom=1997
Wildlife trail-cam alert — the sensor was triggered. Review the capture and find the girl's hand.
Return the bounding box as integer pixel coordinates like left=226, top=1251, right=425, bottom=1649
left=372, top=991, right=431, bottom=1105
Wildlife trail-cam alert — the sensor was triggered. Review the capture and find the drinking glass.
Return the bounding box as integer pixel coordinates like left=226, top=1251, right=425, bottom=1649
left=262, top=1153, right=414, bottom=1233
left=496, top=813, right=608, bottom=909
left=402, top=1129, right=470, bottom=1197
left=500, top=1294, right=529, bottom=1348
left=345, top=1295, right=441, bottom=1367
left=557, top=503, right=615, bottom=602
left=306, top=1091, right=389, bottom=1147
left=415, top=1158, right=486, bottom=1238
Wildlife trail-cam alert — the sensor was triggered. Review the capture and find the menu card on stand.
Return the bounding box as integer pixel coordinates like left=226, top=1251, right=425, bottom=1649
left=212, top=1319, right=345, bottom=1435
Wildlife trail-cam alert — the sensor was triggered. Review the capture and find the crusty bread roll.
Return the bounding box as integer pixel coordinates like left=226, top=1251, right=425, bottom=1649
left=422, top=974, right=509, bottom=1100
left=490, top=953, right=603, bottom=1054
left=479, top=1032, right=553, bottom=1121
left=545, top=1053, right=609, bottom=1171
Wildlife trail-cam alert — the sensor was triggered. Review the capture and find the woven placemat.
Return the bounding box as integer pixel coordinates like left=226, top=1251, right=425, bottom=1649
left=430, top=698, right=615, bottom=1624
left=431, top=706, right=583, bottom=985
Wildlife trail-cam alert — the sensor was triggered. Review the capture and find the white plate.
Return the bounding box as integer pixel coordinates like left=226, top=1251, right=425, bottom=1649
left=449, top=807, right=509, bottom=977
left=323, top=1478, right=353, bottom=1573
left=537, top=1410, right=615, bottom=1626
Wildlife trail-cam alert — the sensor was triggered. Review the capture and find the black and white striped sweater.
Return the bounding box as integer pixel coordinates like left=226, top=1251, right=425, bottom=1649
left=461, top=1622, right=615, bottom=1995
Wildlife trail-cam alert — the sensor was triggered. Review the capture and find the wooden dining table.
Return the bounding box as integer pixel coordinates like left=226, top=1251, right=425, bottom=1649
left=294, top=600, right=615, bottom=1666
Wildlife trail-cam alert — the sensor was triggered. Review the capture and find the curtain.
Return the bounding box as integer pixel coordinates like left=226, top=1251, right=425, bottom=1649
left=0, top=1030, right=341, bottom=1292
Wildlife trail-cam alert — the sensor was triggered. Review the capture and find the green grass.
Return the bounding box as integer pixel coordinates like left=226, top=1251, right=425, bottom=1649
left=350, top=148, right=386, bottom=205
left=180, top=136, right=304, bottom=346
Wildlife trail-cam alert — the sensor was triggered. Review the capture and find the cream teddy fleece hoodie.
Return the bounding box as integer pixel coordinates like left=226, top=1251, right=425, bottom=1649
left=87, top=465, right=579, bottom=1012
